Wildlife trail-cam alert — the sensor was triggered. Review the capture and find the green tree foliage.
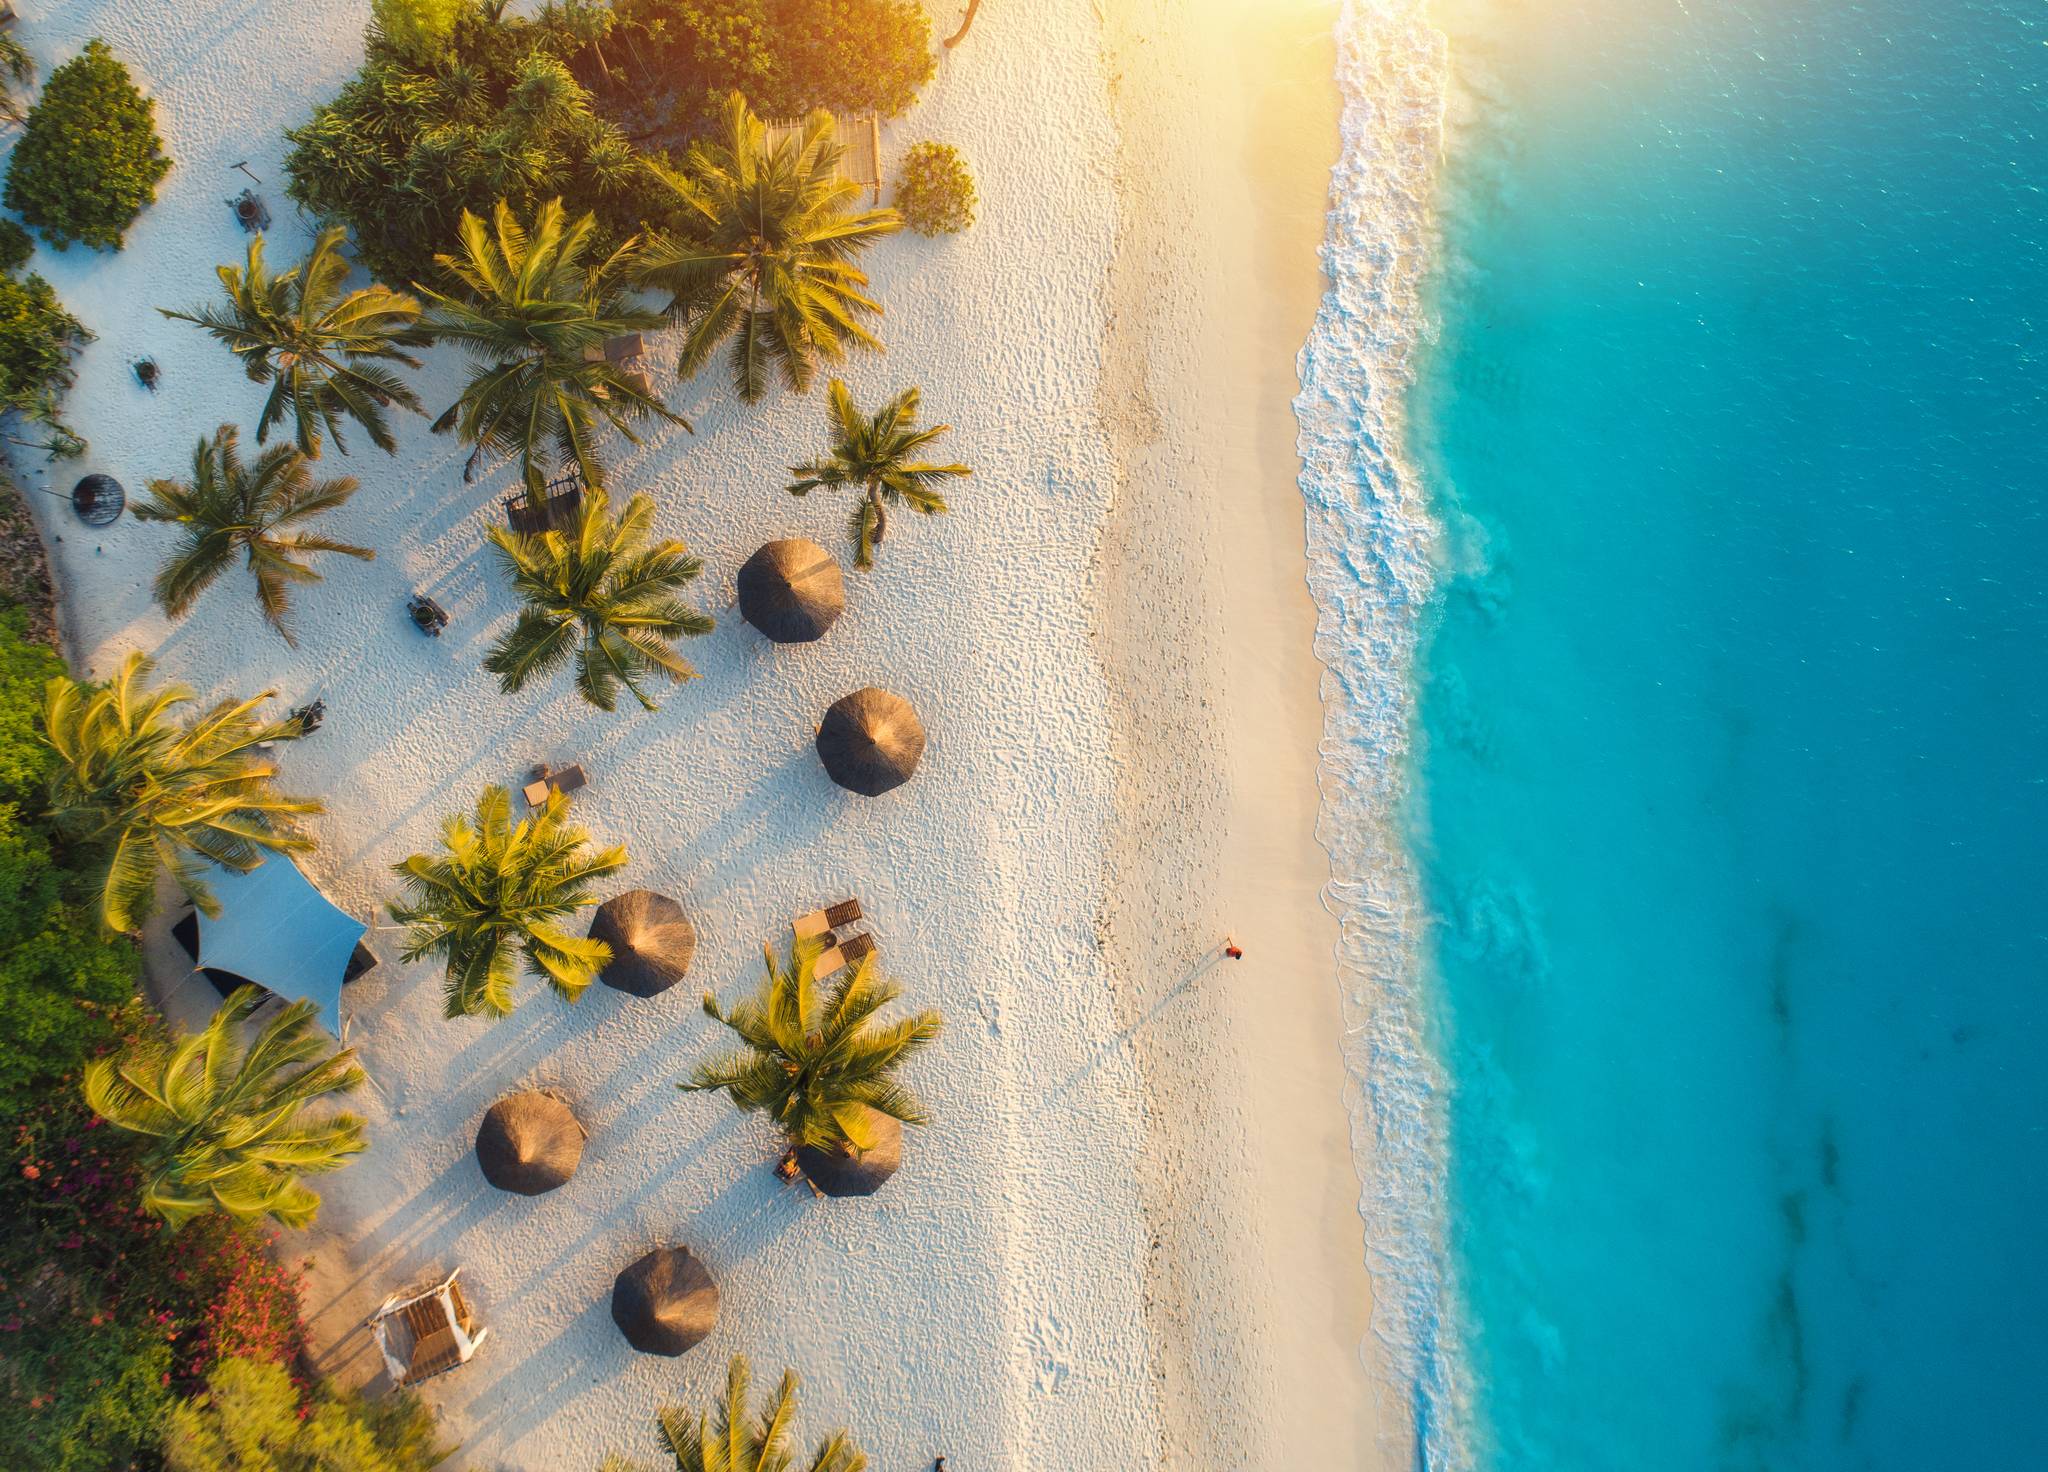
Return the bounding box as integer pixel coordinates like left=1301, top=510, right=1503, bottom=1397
left=161, top=228, right=430, bottom=457
left=894, top=140, right=976, bottom=236
left=132, top=425, right=374, bottom=647
left=0, top=268, right=90, bottom=459
left=0, top=600, right=60, bottom=799
left=40, top=651, right=320, bottom=932
left=683, top=938, right=941, bottom=1154
left=390, top=785, right=627, bottom=1019
left=3, top=39, right=170, bottom=251
left=768, top=0, right=934, bottom=119
left=602, top=1356, right=866, bottom=1472
left=637, top=94, right=901, bottom=403
left=421, top=197, right=683, bottom=493
left=0, top=33, right=34, bottom=126
left=370, top=0, right=466, bottom=65
left=284, top=3, right=642, bottom=288
left=0, top=218, right=32, bottom=272
left=787, top=380, right=969, bottom=568
left=485, top=489, right=712, bottom=711
left=84, top=986, right=368, bottom=1229
left=166, top=1355, right=451, bottom=1472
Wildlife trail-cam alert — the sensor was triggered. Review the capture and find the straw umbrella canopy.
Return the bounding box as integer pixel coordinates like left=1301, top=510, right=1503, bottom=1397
left=816, top=687, right=925, bottom=795
left=794, top=1108, right=902, bottom=1197
left=737, top=538, right=845, bottom=643
left=475, top=1091, right=585, bottom=1195
left=588, top=889, right=696, bottom=997
left=610, top=1245, right=719, bottom=1356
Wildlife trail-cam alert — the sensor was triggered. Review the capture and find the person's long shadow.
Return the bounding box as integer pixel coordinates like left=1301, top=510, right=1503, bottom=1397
left=1051, top=946, right=1225, bottom=1109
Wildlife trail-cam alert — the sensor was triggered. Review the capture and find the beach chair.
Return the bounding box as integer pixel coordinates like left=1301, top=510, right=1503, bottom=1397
left=814, top=931, right=875, bottom=980
left=407, top=594, right=449, bottom=637
left=523, top=763, right=588, bottom=808
left=369, top=1268, right=488, bottom=1387
left=793, top=899, right=863, bottom=941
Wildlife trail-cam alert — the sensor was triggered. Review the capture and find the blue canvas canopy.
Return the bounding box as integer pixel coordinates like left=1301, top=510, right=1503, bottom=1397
left=194, top=856, right=365, bottom=1037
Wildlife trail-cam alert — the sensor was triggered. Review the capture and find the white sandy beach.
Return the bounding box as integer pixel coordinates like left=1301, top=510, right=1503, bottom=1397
left=6, top=0, right=1400, bottom=1467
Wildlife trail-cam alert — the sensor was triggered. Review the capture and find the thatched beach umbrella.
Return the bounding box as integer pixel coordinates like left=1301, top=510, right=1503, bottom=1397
left=816, top=687, right=925, bottom=795
left=737, top=538, right=845, bottom=643
left=589, top=889, right=696, bottom=997
left=475, top=1091, right=585, bottom=1195
left=610, top=1245, right=719, bottom=1356
left=795, top=1109, right=903, bottom=1197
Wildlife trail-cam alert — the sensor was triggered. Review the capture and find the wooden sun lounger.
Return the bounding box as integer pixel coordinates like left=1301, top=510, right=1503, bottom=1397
left=523, top=763, right=587, bottom=808
left=814, top=931, right=875, bottom=980
left=794, top=898, right=863, bottom=941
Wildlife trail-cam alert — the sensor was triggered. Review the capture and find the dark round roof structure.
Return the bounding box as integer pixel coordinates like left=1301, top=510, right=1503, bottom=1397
left=475, top=1091, right=585, bottom=1195
left=737, top=538, right=845, bottom=644
left=816, top=687, right=925, bottom=796
left=611, top=1245, right=719, bottom=1356
left=589, top=890, right=696, bottom=997
left=795, top=1109, right=903, bottom=1197
left=71, top=474, right=124, bottom=527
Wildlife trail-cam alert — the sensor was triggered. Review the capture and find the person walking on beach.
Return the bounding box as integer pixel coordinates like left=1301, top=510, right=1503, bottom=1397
left=1224, top=936, right=1244, bottom=960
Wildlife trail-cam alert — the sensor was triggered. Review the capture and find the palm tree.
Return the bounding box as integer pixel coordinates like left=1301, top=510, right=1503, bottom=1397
left=83, top=986, right=367, bottom=1229
left=160, top=226, right=429, bottom=457
left=601, top=1356, right=865, bottom=1472
left=786, top=381, right=970, bottom=568
left=41, top=653, right=319, bottom=933
left=682, top=939, right=941, bottom=1157
left=389, top=785, right=627, bottom=1020
left=417, top=198, right=684, bottom=498
left=0, top=34, right=34, bottom=127
left=484, top=489, right=712, bottom=712
left=130, top=424, right=373, bottom=647
left=635, top=93, right=901, bottom=404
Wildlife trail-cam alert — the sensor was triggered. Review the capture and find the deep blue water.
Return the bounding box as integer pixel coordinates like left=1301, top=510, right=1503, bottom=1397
left=1407, top=2, right=2048, bottom=1466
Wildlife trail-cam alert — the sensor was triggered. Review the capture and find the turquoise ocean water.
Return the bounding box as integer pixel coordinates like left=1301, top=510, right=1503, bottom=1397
left=1302, top=2, right=2048, bottom=1468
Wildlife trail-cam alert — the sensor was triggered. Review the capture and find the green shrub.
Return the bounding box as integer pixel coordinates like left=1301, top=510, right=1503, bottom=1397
left=0, top=218, right=32, bottom=272
left=372, top=0, right=465, bottom=63
left=0, top=601, right=61, bottom=801
left=0, top=271, right=90, bottom=458
left=895, top=140, right=976, bottom=236
left=767, top=0, right=934, bottom=118
left=3, top=39, right=171, bottom=251
left=166, top=1357, right=451, bottom=1472
left=605, top=0, right=780, bottom=139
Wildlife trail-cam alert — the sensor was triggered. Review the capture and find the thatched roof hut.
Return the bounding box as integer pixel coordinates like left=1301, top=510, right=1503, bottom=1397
left=794, top=1109, right=903, bottom=1197
left=737, top=538, right=845, bottom=643
left=610, top=1246, right=719, bottom=1356
left=816, top=687, right=925, bottom=795
left=588, top=890, right=696, bottom=997
left=475, top=1091, right=585, bottom=1195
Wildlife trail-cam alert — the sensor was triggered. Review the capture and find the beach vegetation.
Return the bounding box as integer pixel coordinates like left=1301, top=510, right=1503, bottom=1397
left=787, top=380, right=969, bottom=568
left=40, top=651, right=320, bottom=932
left=635, top=93, right=901, bottom=403
left=166, top=1354, right=452, bottom=1472
left=161, top=227, right=430, bottom=458
left=284, top=3, right=642, bottom=289
left=770, top=0, right=935, bottom=121
left=389, top=784, right=628, bottom=1019
left=132, top=425, right=375, bottom=648
left=599, top=1354, right=865, bottom=1472
left=485, top=488, right=713, bottom=712
left=0, top=217, right=32, bottom=272
left=0, top=266, right=90, bottom=459
left=83, top=985, right=369, bottom=1229
left=0, top=33, right=33, bottom=127
left=419, top=198, right=683, bottom=496
left=682, top=938, right=941, bottom=1157
left=894, top=140, right=976, bottom=236
left=2, top=39, right=171, bottom=251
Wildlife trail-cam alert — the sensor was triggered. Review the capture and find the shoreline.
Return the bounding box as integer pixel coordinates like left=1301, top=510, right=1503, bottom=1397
left=1097, top=2, right=1405, bottom=1466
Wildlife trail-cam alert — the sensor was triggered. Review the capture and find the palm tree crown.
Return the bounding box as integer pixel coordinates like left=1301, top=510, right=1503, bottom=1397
left=636, top=93, right=902, bottom=404
left=41, top=652, right=319, bottom=932
left=131, top=423, right=374, bottom=647
left=390, top=785, right=627, bottom=1020
left=484, top=489, right=713, bottom=712
left=419, top=198, right=684, bottom=497
left=787, top=381, right=969, bottom=568
left=83, top=986, right=367, bottom=1230
left=682, top=938, right=941, bottom=1154
left=160, top=226, right=429, bottom=457
left=602, top=1356, right=865, bottom=1472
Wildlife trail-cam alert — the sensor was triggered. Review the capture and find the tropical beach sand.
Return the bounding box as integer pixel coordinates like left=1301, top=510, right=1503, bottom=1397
left=6, top=0, right=1395, bottom=1466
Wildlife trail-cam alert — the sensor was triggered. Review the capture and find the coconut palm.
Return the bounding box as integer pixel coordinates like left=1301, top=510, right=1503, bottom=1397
left=682, top=938, right=941, bottom=1156
left=600, top=1356, right=865, bottom=1472
left=130, top=424, right=373, bottom=647
left=83, top=986, right=367, bottom=1229
left=160, top=226, right=429, bottom=457
left=786, top=381, right=969, bottom=568
left=418, top=198, right=684, bottom=498
left=41, top=652, right=319, bottom=932
left=635, top=93, right=901, bottom=404
left=484, top=489, right=712, bottom=712
left=390, top=784, right=627, bottom=1020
